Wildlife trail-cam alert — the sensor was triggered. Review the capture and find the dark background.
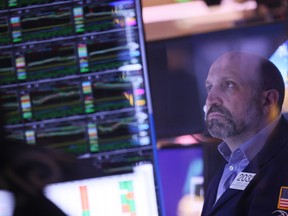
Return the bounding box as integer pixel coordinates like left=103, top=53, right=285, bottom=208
left=146, top=19, right=288, bottom=139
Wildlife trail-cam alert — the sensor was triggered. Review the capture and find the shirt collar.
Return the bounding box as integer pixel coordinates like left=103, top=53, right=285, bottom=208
left=218, top=115, right=281, bottom=162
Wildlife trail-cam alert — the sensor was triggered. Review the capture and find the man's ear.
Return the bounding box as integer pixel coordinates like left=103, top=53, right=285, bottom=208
left=262, top=89, right=279, bottom=113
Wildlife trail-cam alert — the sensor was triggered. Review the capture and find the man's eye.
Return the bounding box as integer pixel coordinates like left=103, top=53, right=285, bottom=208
left=206, top=85, right=212, bottom=92
left=225, top=81, right=235, bottom=88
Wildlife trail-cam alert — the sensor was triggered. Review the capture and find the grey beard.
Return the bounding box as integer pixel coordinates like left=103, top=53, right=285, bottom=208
left=207, top=118, right=240, bottom=139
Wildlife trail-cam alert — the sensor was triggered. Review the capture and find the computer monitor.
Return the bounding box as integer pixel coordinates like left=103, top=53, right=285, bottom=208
left=0, top=190, right=15, bottom=216
left=269, top=40, right=288, bottom=113
left=0, top=0, right=156, bottom=158
left=0, top=0, right=163, bottom=215
left=44, top=162, right=159, bottom=216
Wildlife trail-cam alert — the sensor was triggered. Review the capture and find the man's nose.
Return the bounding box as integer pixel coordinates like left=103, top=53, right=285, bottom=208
left=206, top=87, right=222, bottom=108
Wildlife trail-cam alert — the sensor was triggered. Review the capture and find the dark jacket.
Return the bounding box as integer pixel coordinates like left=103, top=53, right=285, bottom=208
left=201, top=116, right=288, bottom=216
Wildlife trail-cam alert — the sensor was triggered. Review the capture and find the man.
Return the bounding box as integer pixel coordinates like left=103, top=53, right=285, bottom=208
left=201, top=51, right=288, bottom=216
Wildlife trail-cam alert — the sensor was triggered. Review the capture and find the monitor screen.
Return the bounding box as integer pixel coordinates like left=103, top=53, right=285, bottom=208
left=44, top=163, right=159, bottom=216
left=269, top=40, right=288, bottom=113
left=158, top=145, right=204, bottom=216
left=0, top=190, right=15, bottom=216
left=0, top=0, right=155, bottom=158
left=0, top=1, right=163, bottom=215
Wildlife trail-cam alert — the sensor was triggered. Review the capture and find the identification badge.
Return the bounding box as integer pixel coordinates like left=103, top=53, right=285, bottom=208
left=230, top=172, right=256, bottom=190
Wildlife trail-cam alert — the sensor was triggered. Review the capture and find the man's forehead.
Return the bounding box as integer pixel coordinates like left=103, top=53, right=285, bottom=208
left=206, top=69, right=246, bottom=86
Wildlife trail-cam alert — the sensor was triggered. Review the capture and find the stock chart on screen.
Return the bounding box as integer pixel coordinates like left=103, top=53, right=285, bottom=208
left=0, top=0, right=155, bottom=157
left=0, top=1, right=164, bottom=215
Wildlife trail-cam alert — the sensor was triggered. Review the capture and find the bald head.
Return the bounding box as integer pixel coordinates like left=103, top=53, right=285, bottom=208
left=210, top=51, right=285, bottom=111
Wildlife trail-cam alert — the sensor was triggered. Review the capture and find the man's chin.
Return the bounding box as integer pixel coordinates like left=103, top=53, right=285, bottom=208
left=208, top=131, right=225, bottom=139
left=207, top=123, right=229, bottom=139
left=206, top=119, right=225, bottom=128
